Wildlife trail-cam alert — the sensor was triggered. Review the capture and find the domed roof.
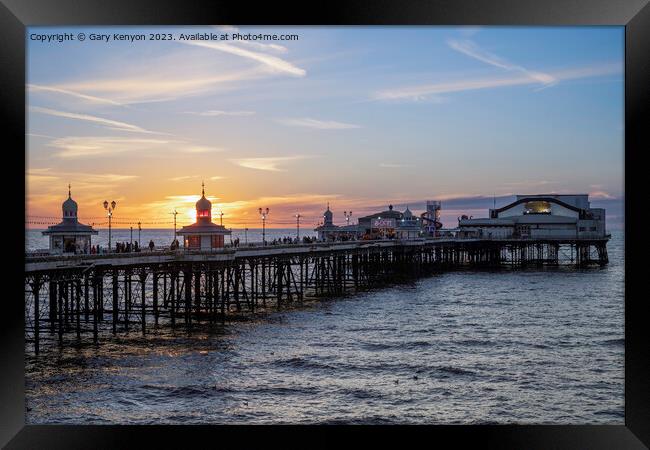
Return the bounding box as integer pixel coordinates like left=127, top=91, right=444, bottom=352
left=62, top=185, right=78, bottom=215
left=196, top=182, right=212, bottom=211
left=196, top=195, right=212, bottom=211
left=323, top=203, right=333, bottom=219
left=403, top=206, right=413, bottom=218
left=63, top=196, right=78, bottom=211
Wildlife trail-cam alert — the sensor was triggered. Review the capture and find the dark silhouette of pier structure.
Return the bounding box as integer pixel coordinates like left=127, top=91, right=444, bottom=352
left=24, top=237, right=609, bottom=354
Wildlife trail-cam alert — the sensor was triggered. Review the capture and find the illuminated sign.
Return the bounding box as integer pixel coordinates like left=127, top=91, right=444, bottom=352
left=524, top=201, right=551, bottom=214
left=372, top=218, right=396, bottom=229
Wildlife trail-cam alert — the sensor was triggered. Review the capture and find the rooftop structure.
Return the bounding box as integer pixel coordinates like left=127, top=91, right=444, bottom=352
left=177, top=183, right=231, bottom=249
left=42, top=185, right=97, bottom=254
left=316, top=203, right=429, bottom=241
left=459, top=194, right=607, bottom=239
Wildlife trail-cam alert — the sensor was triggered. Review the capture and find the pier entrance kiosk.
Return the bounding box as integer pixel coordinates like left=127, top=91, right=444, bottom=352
left=177, top=183, right=230, bottom=250
left=42, top=185, right=97, bottom=254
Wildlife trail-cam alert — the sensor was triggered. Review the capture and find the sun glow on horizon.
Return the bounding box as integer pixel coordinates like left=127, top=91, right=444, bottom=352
left=26, top=26, right=624, bottom=230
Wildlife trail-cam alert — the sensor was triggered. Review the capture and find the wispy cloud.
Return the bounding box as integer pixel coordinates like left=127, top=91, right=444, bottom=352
left=276, top=118, right=361, bottom=130
left=28, top=83, right=126, bottom=106
left=374, top=62, right=621, bottom=101
left=179, top=146, right=225, bottom=154
left=447, top=39, right=557, bottom=86
left=27, top=168, right=138, bottom=198
left=30, top=106, right=158, bottom=134
left=589, top=190, right=616, bottom=199
left=230, top=155, right=315, bottom=171
left=168, top=175, right=225, bottom=182
left=47, top=136, right=172, bottom=158
left=27, top=132, right=56, bottom=139
left=55, top=67, right=263, bottom=105
left=183, top=110, right=255, bottom=117
left=181, top=40, right=306, bottom=77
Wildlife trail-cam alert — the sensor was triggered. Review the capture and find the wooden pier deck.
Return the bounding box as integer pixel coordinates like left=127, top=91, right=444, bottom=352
left=24, top=236, right=609, bottom=354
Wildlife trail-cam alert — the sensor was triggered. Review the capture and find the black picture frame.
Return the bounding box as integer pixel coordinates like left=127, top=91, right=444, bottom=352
left=2, top=0, right=648, bottom=447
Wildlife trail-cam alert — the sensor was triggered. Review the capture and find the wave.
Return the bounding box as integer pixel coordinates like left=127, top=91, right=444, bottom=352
left=271, top=356, right=337, bottom=371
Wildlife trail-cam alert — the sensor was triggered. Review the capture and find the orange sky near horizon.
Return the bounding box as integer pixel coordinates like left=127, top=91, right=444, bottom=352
left=26, top=26, right=624, bottom=230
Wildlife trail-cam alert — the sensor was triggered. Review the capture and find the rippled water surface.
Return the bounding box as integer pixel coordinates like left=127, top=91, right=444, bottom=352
left=25, top=232, right=624, bottom=424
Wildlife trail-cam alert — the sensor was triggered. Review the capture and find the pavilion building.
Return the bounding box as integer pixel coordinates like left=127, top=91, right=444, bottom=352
left=42, top=185, right=97, bottom=254
left=457, top=194, right=607, bottom=239
left=314, top=203, right=342, bottom=241
left=177, top=183, right=231, bottom=250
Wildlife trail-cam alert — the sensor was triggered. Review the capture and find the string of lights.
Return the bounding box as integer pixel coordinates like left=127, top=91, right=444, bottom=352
left=26, top=216, right=325, bottom=225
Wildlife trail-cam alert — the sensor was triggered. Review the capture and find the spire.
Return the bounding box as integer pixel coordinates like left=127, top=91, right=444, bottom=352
left=201, top=180, right=205, bottom=197
left=327, top=201, right=330, bottom=210
left=68, top=183, right=71, bottom=198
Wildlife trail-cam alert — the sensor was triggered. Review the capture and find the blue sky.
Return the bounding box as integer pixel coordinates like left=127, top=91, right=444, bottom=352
left=26, top=26, right=624, bottom=228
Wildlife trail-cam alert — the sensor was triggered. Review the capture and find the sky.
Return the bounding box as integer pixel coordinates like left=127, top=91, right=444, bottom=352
left=26, top=26, right=624, bottom=229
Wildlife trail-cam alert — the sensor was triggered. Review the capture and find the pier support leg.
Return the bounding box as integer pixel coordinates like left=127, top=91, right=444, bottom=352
left=112, top=270, right=119, bottom=334
left=49, top=281, right=57, bottom=335
left=140, top=270, right=147, bottom=335
left=75, top=280, right=81, bottom=340
left=33, top=277, right=40, bottom=355
left=153, top=272, right=159, bottom=327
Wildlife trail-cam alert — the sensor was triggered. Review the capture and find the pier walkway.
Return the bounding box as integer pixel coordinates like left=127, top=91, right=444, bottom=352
left=24, top=236, right=609, bottom=354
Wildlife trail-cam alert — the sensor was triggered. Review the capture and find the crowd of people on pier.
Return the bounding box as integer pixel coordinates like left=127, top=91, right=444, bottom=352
left=89, top=241, right=142, bottom=254
left=262, top=236, right=319, bottom=246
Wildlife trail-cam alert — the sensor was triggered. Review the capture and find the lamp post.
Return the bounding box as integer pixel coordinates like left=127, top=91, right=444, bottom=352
left=258, top=207, right=269, bottom=245
left=137, top=222, right=141, bottom=248
left=344, top=211, right=353, bottom=239
left=103, top=200, right=117, bottom=251
left=295, top=213, right=301, bottom=241
left=170, top=209, right=178, bottom=244
left=219, top=211, right=224, bottom=226
left=244, top=227, right=248, bottom=245
left=130, top=226, right=133, bottom=249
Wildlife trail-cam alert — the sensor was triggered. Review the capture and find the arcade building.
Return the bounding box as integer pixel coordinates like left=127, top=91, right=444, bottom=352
left=42, top=185, right=97, bottom=254
left=458, top=194, right=607, bottom=239
left=177, top=183, right=231, bottom=250
left=315, top=204, right=424, bottom=241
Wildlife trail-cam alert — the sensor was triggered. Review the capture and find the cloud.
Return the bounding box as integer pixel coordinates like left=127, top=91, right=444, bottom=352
left=447, top=39, right=557, bottom=86
left=230, top=155, right=315, bottom=171
left=179, top=146, right=225, bottom=154
left=183, top=110, right=255, bottom=117
left=373, top=62, right=621, bottom=101
left=589, top=190, right=616, bottom=199
left=28, top=84, right=125, bottom=106
left=27, top=132, right=56, bottom=139
left=170, top=174, right=225, bottom=182
left=30, top=106, right=158, bottom=134
left=181, top=40, right=306, bottom=77
left=55, top=67, right=263, bottom=105
left=276, top=118, right=361, bottom=130
left=47, top=136, right=172, bottom=158
left=27, top=168, right=138, bottom=205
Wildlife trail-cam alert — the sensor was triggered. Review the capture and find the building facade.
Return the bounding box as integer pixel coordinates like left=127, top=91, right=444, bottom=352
left=42, top=186, right=97, bottom=254
left=458, top=194, right=606, bottom=239
left=315, top=204, right=425, bottom=241
left=177, top=184, right=231, bottom=250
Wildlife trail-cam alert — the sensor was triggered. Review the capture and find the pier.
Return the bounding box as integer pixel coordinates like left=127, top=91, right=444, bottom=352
left=24, top=236, right=609, bottom=355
